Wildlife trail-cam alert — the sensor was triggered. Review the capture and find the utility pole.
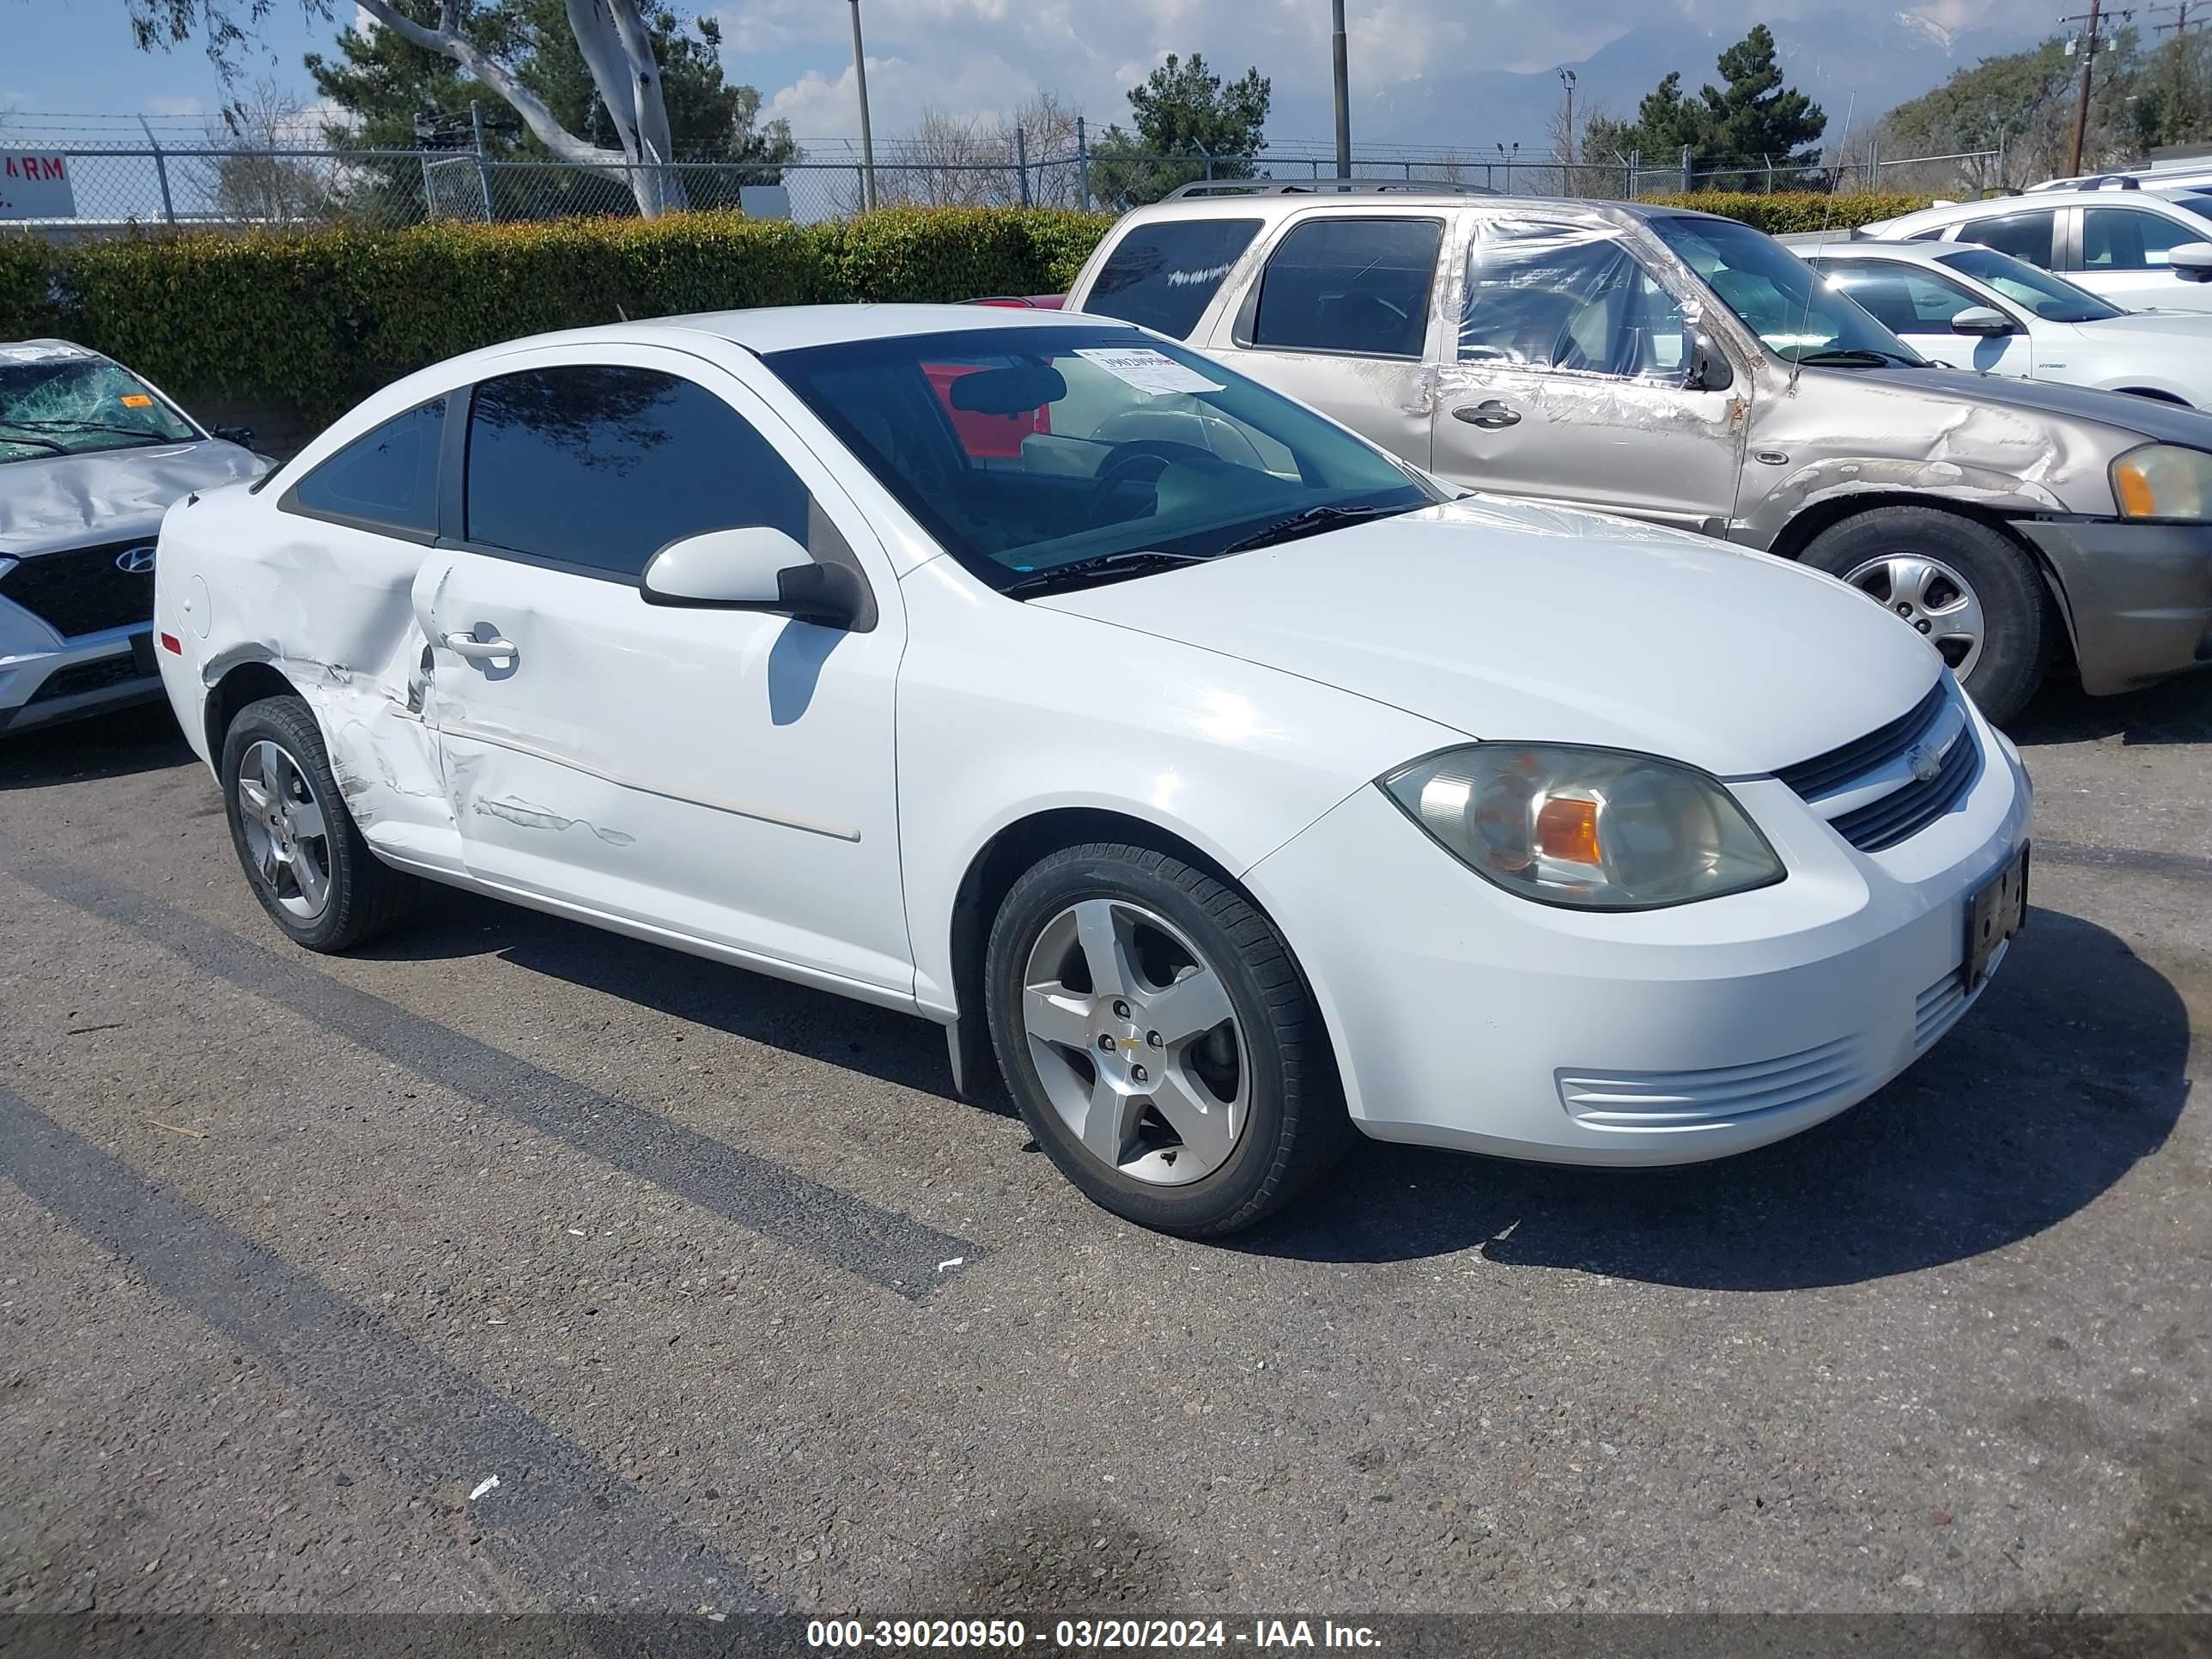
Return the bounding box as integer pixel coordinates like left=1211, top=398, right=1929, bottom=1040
left=1331, top=0, right=1352, bottom=180
left=848, top=0, right=878, bottom=212
left=2063, top=2, right=2136, bottom=175
left=1557, top=67, right=1577, bottom=170
left=2150, top=0, right=2198, bottom=33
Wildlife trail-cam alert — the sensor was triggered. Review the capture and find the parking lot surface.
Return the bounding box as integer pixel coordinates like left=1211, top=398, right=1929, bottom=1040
left=2, top=677, right=2209, bottom=1622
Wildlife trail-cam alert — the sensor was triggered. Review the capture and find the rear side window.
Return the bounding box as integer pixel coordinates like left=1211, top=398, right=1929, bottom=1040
left=463, top=366, right=810, bottom=580
left=1249, top=217, right=1443, bottom=358
left=1954, top=210, right=2057, bottom=268
left=284, top=398, right=445, bottom=540
left=1085, top=218, right=1261, bottom=339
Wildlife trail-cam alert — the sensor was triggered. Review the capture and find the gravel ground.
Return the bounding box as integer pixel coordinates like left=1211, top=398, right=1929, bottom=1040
left=0, top=675, right=2207, bottom=1632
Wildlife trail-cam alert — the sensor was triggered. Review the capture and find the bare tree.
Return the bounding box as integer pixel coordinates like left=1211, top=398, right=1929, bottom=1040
left=994, top=90, right=1082, bottom=206
left=349, top=0, right=686, bottom=216
left=204, top=78, right=336, bottom=223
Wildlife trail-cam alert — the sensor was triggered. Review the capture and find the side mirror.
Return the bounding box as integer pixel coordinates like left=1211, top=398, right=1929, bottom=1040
left=2168, top=241, right=2212, bottom=283
left=1950, top=306, right=2016, bottom=337
left=213, top=424, right=256, bottom=447
left=1682, top=331, right=1734, bottom=392
left=641, top=526, right=867, bottom=630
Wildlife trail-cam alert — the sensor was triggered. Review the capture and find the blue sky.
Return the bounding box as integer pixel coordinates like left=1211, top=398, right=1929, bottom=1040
left=2, top=0, right=2019, bottom=151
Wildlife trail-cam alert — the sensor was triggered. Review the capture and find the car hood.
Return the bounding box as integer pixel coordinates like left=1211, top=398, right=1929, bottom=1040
left=1845, top=362, right=2212, bottom=444
left=2072, top=309, right=2212, bottom=346
left=1033, top=500, right=1941, bottom=778
left=0, top=440, right=266, bottom=558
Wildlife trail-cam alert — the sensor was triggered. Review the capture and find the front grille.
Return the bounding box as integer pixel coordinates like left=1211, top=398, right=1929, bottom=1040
left=0, top=539, right=157, bottom=638
left=1775, top=678, right=1948, bottom=799
left=25, top=651, right=148, bottom=706
left=1558, top=1033, right=1870, bottom=1129
left=1826, top=727, right=1981, bottom=852
left=1773, top=678, right=1981, bottom=854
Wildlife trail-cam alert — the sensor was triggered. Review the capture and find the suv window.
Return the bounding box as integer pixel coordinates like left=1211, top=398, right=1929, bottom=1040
left=1085, top=218, right=1261, bottom=339
left=1461, top=225, right=1686, bottom=377
left=2081, top=205, right=2197, bottom=269
left=463, top=366, right=811, bottom=580
left=1954, top=210, right=2057, bottom=267
left=1817, top=261, right=1984, bottom=335
left=284, top=397, right=446, bottom=540
left=1249, top=217, right=1443, bottom=358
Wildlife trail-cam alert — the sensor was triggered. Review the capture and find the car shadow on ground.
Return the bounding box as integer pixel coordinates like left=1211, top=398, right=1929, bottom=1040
left=352, top=888, right=965, bottom=1104
left=1233, top=905, right=2191, bottom=1288
left=2009, top=672, right=2212, bottom=748
left=0, top=702, right=192, bottom=789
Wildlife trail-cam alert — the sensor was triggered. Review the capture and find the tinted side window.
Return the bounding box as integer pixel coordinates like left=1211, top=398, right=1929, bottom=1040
left=1954, top=211, right=2056, bottom=268
left=286, top=398, right=445, bottom=538
left=2081, top=206, right=2194, bottom=269
left=1086, top=218, right=1261, bottom=339
left=1250, top=217, right=1443, bottom=357
left=464, top=367, right=811, bottom=580
left=1820, top=262, right=1981, bottom=334
left=1461, top=226, right=1686, bottom=376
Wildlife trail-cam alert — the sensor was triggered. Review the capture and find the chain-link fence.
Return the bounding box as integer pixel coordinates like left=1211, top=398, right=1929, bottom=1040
left=3, top=135, right=2008, bottom=240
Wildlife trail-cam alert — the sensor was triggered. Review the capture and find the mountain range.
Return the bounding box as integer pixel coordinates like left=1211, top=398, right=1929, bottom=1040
left=1273, top=8, right=2047, bottom=157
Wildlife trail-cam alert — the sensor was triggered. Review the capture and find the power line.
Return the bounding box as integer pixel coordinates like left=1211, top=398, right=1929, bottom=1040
left=2149, top=0, right=2201, bottom=33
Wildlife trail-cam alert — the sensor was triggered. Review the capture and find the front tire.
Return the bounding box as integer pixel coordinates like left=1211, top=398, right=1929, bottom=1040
left=1800, top=506, right=2052, bottom=725
left=984, top=842, right=1351, bottom=1237
left=219, top=694, right=417, bottom=952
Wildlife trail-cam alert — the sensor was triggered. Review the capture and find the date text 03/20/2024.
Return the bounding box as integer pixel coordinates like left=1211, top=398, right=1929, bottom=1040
left=805, top=1620, right=1383, bottom=1649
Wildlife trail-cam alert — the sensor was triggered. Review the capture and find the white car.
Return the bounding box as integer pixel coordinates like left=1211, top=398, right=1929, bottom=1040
left=152, top=306, right=2031, bottom=1236
left=1802, top=240, right=2212, bottom=404
left=1856, top=185, right=2212, bottom=313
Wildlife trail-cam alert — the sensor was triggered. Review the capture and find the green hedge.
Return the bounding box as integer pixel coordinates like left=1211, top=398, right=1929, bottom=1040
left=0, top=207, right=1114, bottom=427
left=1639, top=191, right=1935, bottom=234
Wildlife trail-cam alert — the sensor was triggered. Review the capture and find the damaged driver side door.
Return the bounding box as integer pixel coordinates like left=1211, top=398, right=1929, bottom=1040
left=1431, top=217, right=1746, bottom=535
left=420, top=346, right=913, bottom=1000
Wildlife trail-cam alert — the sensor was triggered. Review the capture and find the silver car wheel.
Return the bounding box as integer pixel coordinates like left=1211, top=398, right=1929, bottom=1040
left=1841, top=551, right=1986, bottom=680
left=235, top=738, right=332, bottom=921
left=1019, top=896, right=1250, bottom=1187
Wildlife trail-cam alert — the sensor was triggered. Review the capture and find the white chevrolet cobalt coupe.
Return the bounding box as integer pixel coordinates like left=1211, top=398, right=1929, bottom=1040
left=153, top=305, right=2030, bottom=1236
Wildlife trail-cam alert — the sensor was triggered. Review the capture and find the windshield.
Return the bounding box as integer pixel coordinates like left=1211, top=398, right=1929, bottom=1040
left=1934, top=246, right=2123, bottom=322
left=764, top=325, right=1443, bottom=593
left=1648, top=216, right=1928, bottom=366
left=0, top=352, right=198, bottom=463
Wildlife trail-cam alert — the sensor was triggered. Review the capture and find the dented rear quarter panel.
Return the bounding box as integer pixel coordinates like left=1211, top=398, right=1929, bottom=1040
left=155, top=477, right=459, bottom=872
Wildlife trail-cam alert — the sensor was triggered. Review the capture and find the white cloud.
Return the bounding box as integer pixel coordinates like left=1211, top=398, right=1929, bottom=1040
left=143, top=95, right=207, bottom=118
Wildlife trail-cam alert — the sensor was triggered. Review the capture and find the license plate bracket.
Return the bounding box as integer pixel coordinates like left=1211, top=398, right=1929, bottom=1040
left=129, top=630, right=157, bottom=676
left=1966, top=843, right=2028, bottom=993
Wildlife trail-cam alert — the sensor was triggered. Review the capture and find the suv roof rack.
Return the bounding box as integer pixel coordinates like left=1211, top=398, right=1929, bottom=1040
left=1162, top=178, right=1500, bottom=200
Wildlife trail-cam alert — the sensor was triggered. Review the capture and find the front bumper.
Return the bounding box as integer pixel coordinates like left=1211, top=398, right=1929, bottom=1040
left=2016, top=516, right=2212, bottom=696
left=0, top=623, right=165, bottom=735
left=1241, top=717, right=2032, bottom=1167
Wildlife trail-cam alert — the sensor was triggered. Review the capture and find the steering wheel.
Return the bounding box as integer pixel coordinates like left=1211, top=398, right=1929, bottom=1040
left=1086, top=439, right=1233, bottom=525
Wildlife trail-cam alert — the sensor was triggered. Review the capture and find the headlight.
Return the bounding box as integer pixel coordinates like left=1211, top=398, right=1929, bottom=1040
left=1380, top=744, right=1785, bottom=911
left=2111, top=443, right=2212, bottom=520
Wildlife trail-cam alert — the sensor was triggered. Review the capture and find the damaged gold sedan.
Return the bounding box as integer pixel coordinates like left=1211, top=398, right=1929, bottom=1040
left=1064, top=188, right=2212, bottom=723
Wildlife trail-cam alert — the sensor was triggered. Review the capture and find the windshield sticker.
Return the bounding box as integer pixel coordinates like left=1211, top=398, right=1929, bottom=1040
left=119, top=393, right=152, bottom=408
left=1073, top=347, right=1225, bottom=397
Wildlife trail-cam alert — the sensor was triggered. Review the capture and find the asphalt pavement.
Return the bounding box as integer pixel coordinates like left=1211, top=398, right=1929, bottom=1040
left=1, top=675, right=2207, bottom=1634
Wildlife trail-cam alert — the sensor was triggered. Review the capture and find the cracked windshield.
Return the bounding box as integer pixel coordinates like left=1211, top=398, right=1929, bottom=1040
left=1, top=351, right=196, bottom=462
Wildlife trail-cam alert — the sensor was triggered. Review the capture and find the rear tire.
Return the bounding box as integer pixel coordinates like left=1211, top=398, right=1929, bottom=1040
left=219, top=694, right=418, bottom=952
left=1800, top=506, right=2052, bottom=725
left=985, top=842, right=1352, bottom=1237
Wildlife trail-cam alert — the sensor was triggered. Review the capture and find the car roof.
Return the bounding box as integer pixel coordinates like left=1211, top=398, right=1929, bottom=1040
left=1800, top=242, right=1968, bottom=270
left=660, top=302, right=1130, bottom=353
left=0, top=338, right=107, bottom=365
left=1103, top=192, right=1725, bottom=232
left=1877, top=187, right=2212, bottom=230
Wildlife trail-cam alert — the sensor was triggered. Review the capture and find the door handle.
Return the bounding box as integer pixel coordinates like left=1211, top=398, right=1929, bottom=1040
left=441, top=630, right=519, bottom=663
left=1452, top=400, right=1522, bottom=428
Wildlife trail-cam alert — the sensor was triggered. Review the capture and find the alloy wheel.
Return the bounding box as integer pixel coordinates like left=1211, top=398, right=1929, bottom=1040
left=235, top=738, right=332, bottom=921
left=1841, top=551, right=1985, bottom=679
left=1018, top=897, right=1250, bottom=1186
